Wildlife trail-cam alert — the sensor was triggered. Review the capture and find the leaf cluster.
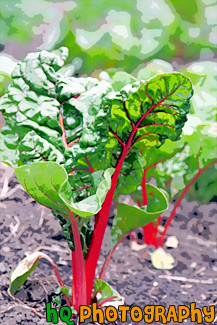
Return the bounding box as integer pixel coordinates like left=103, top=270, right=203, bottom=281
left=0, top=47, right=195, bottom=253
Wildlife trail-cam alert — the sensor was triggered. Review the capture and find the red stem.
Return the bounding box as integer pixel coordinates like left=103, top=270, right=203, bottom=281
left=69, top=211, right=87, bottom=311
left=85, top=151, right=126, bottom=303
left=71, top=185, right=92, bottom=191
left=128, top=132, right=159, bottom=152
left=109, top=128, right=125, bottom=147
left=157, top=160, right=217, bottom=247
left=141, top=167, right=157, bottom=246
left=85, top=156, right=95, bottom=173
left=143, top=223, right=156, bottom=245
left=154, top=214, right=162, bottom=248
left=67, top=137, right=80, bottom=149
left=85, top=127, right=138, bottom=302
left=85, top=87, right=184, bottom=304
left=49, top=262, right=65, bottom=288
left=94, top=212, right=100, bottom=226
left=59, top=112, right=68, bottom=151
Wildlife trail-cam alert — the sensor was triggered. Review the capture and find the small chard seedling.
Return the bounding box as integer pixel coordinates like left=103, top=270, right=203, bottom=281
left=0, top=47, right=193, bottom=314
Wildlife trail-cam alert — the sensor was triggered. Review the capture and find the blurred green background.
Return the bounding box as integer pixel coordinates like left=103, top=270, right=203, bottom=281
left=1, top=0, right=217, bottom=78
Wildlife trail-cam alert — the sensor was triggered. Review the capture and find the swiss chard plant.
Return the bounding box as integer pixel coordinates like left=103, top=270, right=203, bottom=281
left=109, top=61, right=217, bottom=250
left=0, top=47, right=193, bottom=314
left=139, top=60, right=217, bottom=248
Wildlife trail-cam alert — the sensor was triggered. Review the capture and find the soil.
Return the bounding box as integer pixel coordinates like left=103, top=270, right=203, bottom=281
left=0, top=162, right=216, bottom=325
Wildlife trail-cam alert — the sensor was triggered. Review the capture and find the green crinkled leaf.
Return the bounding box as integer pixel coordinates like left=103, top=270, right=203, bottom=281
left=1, top=50, right=193, bottom=189
left=15, top=162, right=114, bottom=219
left=63, top=79, right=112, bottom=170
left=106, top=73, right=193, bottom=163
left=72, top=73, right=193, bottom=197
left=110, top=184, right=168, bottom=249
left=81, top=72, right=193, bottom=182
left=93, top=279, right=122, bottom=304
left=18, top=47, right=68, bottom=97
left=0, top=47, right=113, bottom=172
left=89, top=72, right=193, bottom=196
left=18, top=130, right=65, bottom=165
left=0, top=48, right=67, bottom=164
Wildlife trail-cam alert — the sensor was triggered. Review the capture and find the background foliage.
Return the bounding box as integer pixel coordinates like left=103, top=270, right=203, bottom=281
left=1, top=0, right=217, bottom=77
